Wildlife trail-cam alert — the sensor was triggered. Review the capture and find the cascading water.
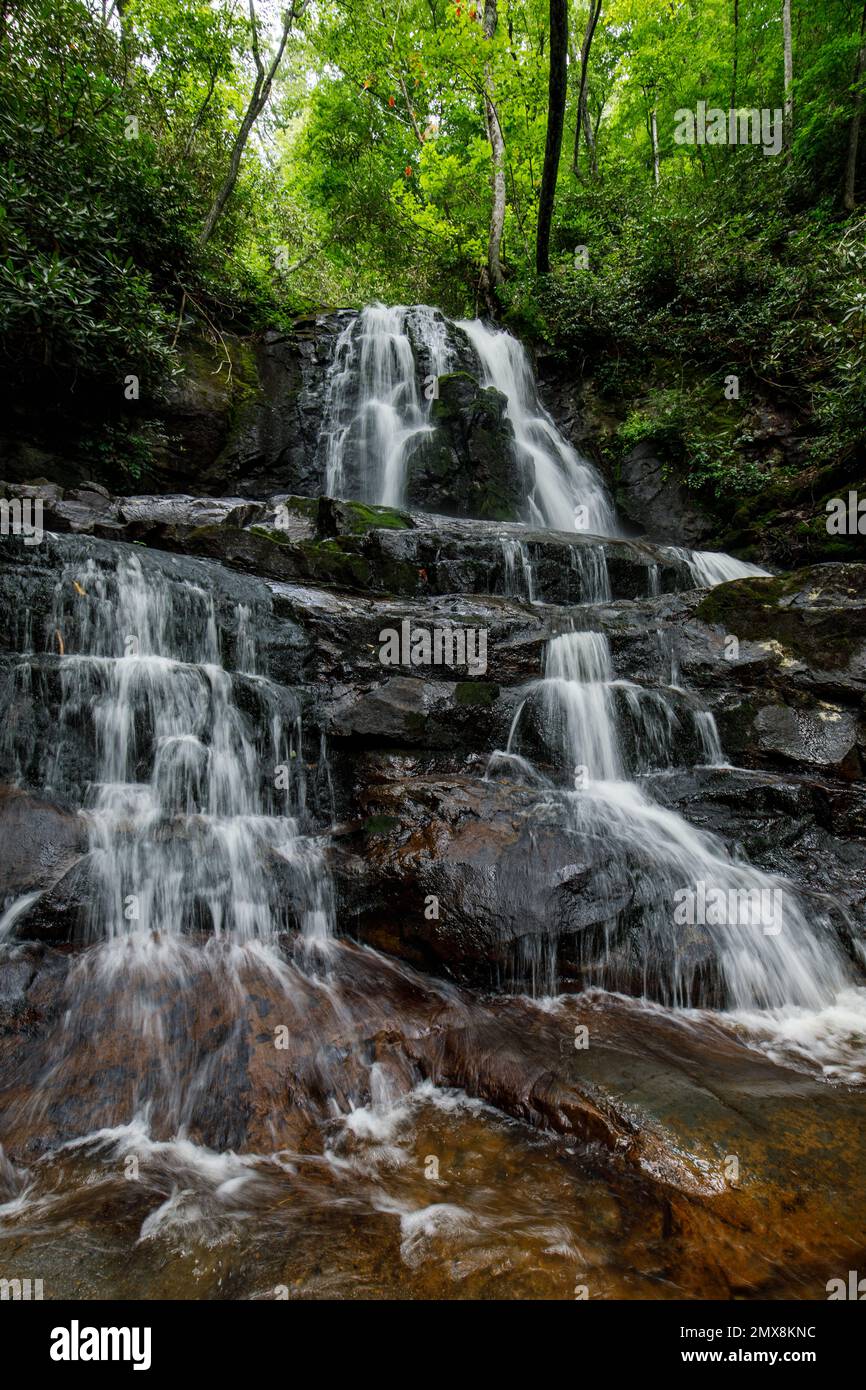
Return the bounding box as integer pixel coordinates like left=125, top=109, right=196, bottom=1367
left=49, top=551, right=330, bottom=955
left=457, top=318, right=619, bottom=536
left=0, top=547, right=347, bottom=1154
left=321, top=303, right=453, bottom=507
left=500, top=536, right=535, bottom=601
left=320, top=302, right=619, bottom=535
left=664, top=546, right=770, bottom=588
left=2, top=304, right=863, bottom=1302
left=503, top=629, right=859, bottom=1021
left=319, top=304, right=769, bottom=598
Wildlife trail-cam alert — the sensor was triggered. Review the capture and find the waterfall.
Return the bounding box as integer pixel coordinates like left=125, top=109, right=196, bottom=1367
left=500, top=536, right=535, bottom=601
left=320, top=303, right=618, bottom=537
left=693, top=710, right=726, bottom=767
left=318, top=306, right=769, bottom=593
left=665, top=546, right=770, bottom=587
left=46, top=551, right=332, bottom=956
left=457, top=318, right=619, bottom=536
left=539, top=632, right=622, bottom=781
left=505, top=630, right=853, bottom=1011
left=569, top=544, right=612, bottom=603
left=321, top=303, right=452, bottom=507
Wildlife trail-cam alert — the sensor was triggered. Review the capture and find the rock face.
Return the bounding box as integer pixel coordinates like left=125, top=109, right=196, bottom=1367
left=1, top=319, right=529, bottom=523
left=166, top=318, right=351, bottom=500
left=407, top=374, right=525, bottom=519
left=2, top=524, right=864, bottom=969
left=616, top=440, right=716, bottom=546
left=535, top=370, right=720, bottom=548
left=2, top=483, right=866, bottom=1300
left=332, top=769, right=723, bottom=998
left=0, top=786, right=86, bottom=898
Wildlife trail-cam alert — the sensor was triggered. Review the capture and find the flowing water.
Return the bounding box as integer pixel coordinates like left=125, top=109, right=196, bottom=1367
left=456, top=318, right=619, bottom=535
left=321, top=304, right=453, bottom=506
left=502, top=630, right=856, bottom=1019
left=0, top=304, right=863, bottom=1301
left=321, top=303, right=619, bottom=536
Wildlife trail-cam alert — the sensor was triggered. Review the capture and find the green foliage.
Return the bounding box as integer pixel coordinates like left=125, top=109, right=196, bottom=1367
left=0, top=0, right=865, bottom=515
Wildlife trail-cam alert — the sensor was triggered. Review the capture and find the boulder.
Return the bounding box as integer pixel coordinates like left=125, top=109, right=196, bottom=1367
left=0, top=786, right=86, bottom=900
left=407, top=373, right=525, bottom=520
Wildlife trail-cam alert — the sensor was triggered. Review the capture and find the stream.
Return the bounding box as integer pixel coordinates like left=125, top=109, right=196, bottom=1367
left=1, top=304, right=864, bottom=1301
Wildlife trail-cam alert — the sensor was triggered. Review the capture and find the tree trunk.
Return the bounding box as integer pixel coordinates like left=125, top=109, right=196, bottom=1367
left=537, top=0, right=568, bottom=273
left=782, top=0, right=793, bottom=145
left=844, top=1, right=866, bottom=210
left=572, top=0, right=603, bottom=176
left=650, top=106, right=660, bottom=185
left=482, top=0, right=506, bottom=290
left=581, top=85, right=598, bottom=177
left=199, top=1, right=301, bottom=248
left=731, top=0, right=739, bottom=110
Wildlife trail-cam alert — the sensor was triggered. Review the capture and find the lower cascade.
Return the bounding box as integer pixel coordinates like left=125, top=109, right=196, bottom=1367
left=503, top=630, right=852, bottom=1014
left=1, top=302, right=864, bottom=1302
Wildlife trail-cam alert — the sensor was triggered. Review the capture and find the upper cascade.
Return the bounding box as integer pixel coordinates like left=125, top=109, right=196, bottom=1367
left=316, top=302, right=766, bottom=584
left=455, top=316, right=618, bottom=535
left=319, top=301, right=618, bottom=532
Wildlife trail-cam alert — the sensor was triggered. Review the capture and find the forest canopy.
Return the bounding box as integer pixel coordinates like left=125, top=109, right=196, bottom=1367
left=1, top=0, right=865, bottom=509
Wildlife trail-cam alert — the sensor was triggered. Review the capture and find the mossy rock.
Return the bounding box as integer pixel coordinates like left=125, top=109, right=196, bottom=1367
left=696, top=565, right=866, bottom=669
left=455, top=682, right=500, bottom=707
left=324, top=498, right=414, bottom=535
left=407, top=372, right=524, bottom=521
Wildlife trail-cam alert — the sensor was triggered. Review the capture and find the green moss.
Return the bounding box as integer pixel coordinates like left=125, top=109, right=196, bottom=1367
left=298, top=538, right=372, bottom=587
left=696, top=570, right=864, bottom=668
left=281, top=495, right=321, bottom=521
left=250, top=524, right=291, bottom=546
left=338, top=500, right=412, bottom=533
left=454, top=682, right=499, bottom=706
left=696, top=574, right=789, bottom=627
left=364, top=815, right=399, bottom=834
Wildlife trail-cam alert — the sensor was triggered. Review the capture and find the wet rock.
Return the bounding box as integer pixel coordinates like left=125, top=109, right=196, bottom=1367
left=407, top=374, right=524, bottom=520
left=0, top=936, right=644, bottom=1159
left=44, top=492, right=125, bottom=537
left=0, top=955, right=37, bottom=1009
left=750, top=701, right=862, bottom=775
left=616, top=440, right=716, bottom=547
left=155, top=315, right=353, bottom=498
left=695, top=564, right=866, bottom=682
left=0, top=478, right=64, bottom=504
left=118, top=494, right=267, bottom=539
left=332, top=772, right=722, bottom=1001
left=0, top=786, right=86, bottom=898
left=579, top=571, right=866, bottom=780
left=650, top=766, right=866, bottom=960
left=6, top=857, right=93, bottom=945
left=323, top=676, right=515, bottom=751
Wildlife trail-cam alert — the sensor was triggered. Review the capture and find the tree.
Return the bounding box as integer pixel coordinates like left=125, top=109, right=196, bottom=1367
left=782, top=0, right=793, bottom=145
left=844, top=1, right=866, bottom=209
left=650, top=102, right=659, bottom=185
left=572, top=0, right=603, bottom=177
left=481, top=0, right=506, bottom=294
left=731, top=0, right=739, bottom=110
left=537, top=0, right=568, bottom=272
left=200, top=0, right=305, bottom=247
